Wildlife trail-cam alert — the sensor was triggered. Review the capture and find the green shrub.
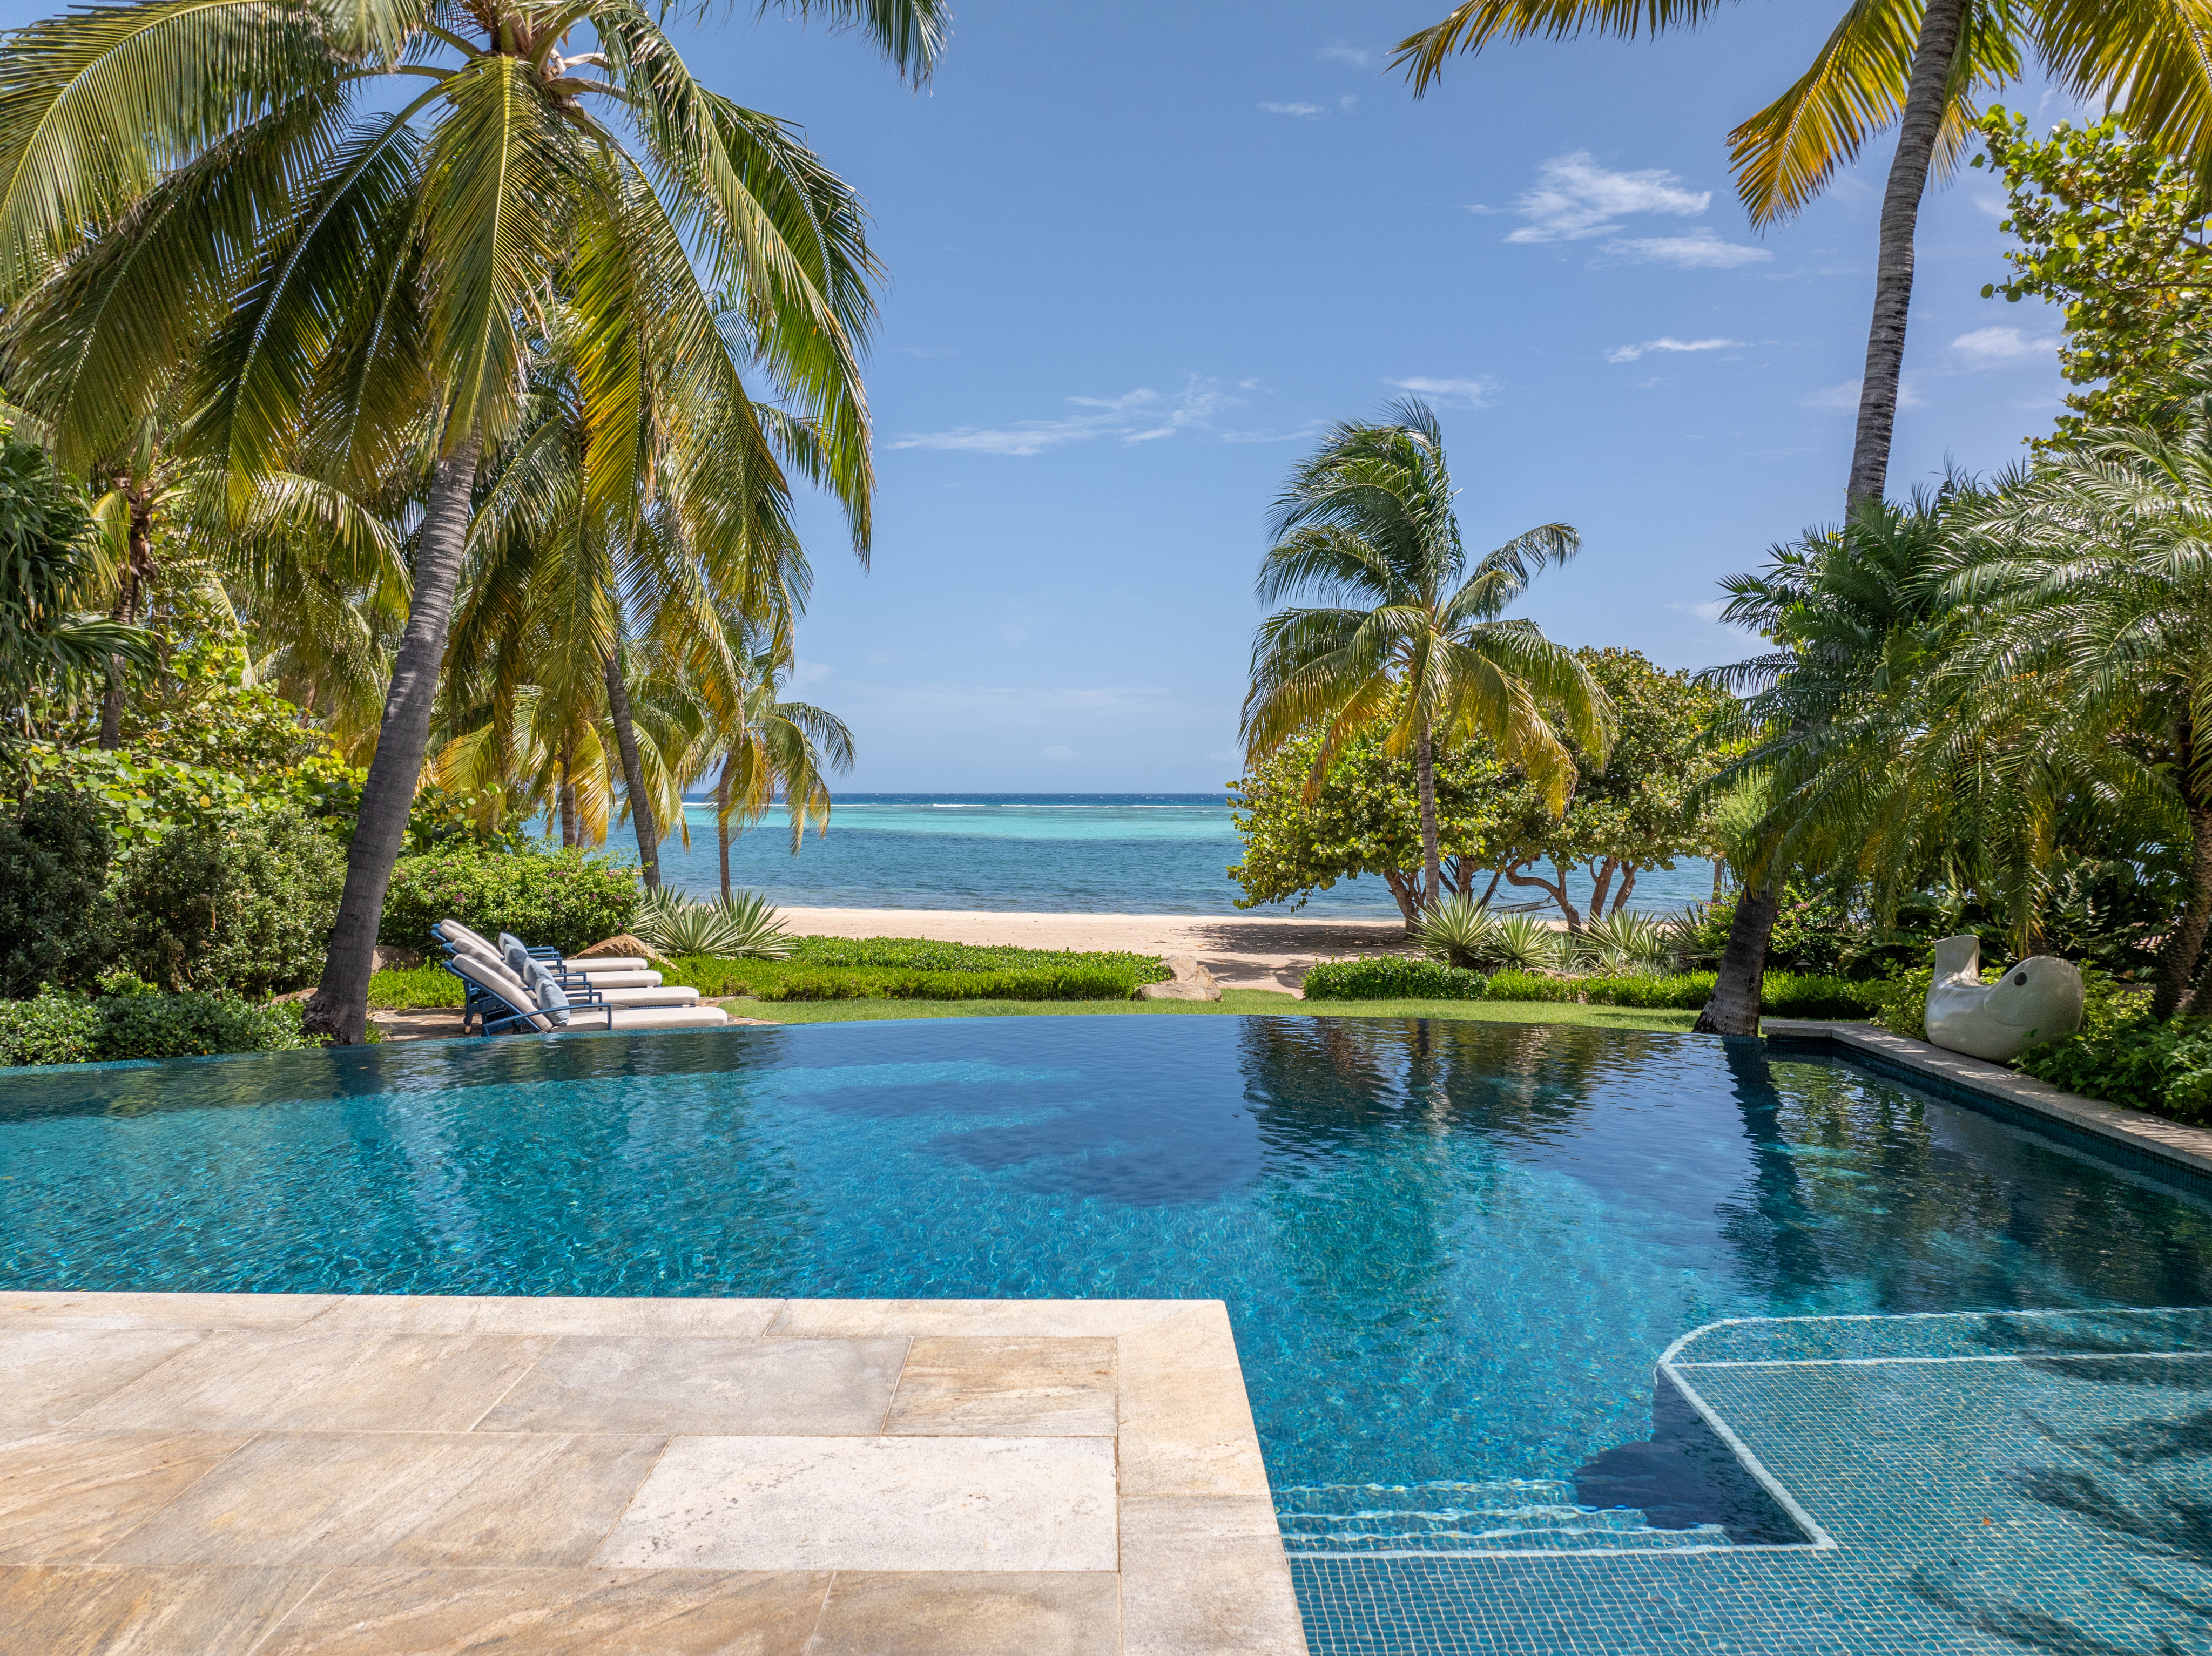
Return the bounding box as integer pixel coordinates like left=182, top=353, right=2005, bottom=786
left=782, top=935, right=1171, bottom=979
left=368, top=965, right=463, bottom=1009
left=1298, top=955, right=1881, bottom=1018
left=0, top=991, right=102, bottom=1064
left=0, top=989, right=310, bottom=1066
left=95, top=992, right=311, bottom=1060
left=117, top=805, right=344, bottom=997
left=380, top=848, right=639, bottom=956
left=0, top=785, right=116, bottom=996
left=668, top=955, right=1149, bottom=1002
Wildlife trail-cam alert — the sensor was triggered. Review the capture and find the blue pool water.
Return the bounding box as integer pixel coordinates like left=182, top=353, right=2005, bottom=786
left=3, top=1017, right=2208, bottom=1499
left=649, top=792, right=1719, bottom=917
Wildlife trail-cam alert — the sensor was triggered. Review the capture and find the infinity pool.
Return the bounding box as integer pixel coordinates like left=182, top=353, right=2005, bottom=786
left=4, top=1017, right=2209, bottom=1499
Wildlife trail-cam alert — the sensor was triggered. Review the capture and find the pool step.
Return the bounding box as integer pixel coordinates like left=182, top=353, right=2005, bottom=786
left=1273, top=1480, right=1733, bottom=1554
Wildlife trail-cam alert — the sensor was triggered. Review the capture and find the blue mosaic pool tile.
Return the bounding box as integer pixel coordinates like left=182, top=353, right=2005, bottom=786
left=1296, top=1309, right=2212, bottom=1654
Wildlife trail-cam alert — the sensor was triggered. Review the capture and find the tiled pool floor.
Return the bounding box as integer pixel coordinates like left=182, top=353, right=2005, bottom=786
left=1297, top=1307, right=2212, bottom=1654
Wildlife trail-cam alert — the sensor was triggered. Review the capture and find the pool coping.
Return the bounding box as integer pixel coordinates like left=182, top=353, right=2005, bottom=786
left=1762, top=1018, right=2212, bottom=1186
left=0, top=1292, right=1309, bottom=1656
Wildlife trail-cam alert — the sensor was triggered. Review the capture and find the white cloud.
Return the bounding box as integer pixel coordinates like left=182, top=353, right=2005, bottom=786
left=894, top=378, right=1244, bottom=456
left=1606, top=335, right=1742, bottom=364
left=1602, top=229, right=1771, bottom=268
left=1260, top=101, right=1325, bottom=118
left=1950, top=325, right=2059, bottom=367
left=1042, top=744, right=1080, bottom=761
left=895, top=344, right=955, bottom=359
left=1498, top=152, right=1709, bottom=244
left=792, top=658, right=832, bottom=685
left=1339, top=94, right=1358, bottom=113
left=1385, top=375, right=1498, bottom=409
left=1318, top=42, right=1371, bottom=66
left=1803, top=376, right=1924, bottom=413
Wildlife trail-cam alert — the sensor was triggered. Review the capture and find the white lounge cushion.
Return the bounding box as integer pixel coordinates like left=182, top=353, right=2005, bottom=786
left=449, top=955, right=554, bottom=1032
left=441, top=919, right=500, bottom=957
left=586, top=985, right=701, bottom=1008
left=563, top=955, right=651, bottom=973
left=570, top=968, right=663, bottom=989
left=603, top=1005, right=730, bottom=1030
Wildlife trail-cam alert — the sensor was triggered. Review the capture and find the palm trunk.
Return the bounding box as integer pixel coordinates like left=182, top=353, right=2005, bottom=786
left=557, top=748, right=578, bottom=849
left=604, top=650, right=660, bottom=891
left=97, top=483, right=154, bottom=749
left=1692, top=880, right=1778, bottom=1036
left=1696, top=0, right=1966, bottom=1038
left=717, top=756, right=733, bottom=899
left=2155, top=801, right=2212, bottom=1020
left=1416, top=719, right=1441, bottom=913
left=1847, top=0, right=1966, bottom=512
left=306, top=431, right=483, bottom=1044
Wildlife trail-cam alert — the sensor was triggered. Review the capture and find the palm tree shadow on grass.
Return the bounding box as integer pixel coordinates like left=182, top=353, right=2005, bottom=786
left=1909, top=1318, right=2212, bottom=1654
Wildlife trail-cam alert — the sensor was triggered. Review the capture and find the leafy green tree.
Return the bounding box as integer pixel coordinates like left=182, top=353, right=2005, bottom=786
left=1243, top=398, right=1609, bottom=916
left=1392, top=1, right=2212, bottom=515
left=1977, top=111, right=2212, bottom=441
left=1489, top=648, right=1730, bottom=928
left=1229, top=715, right=1520, bottom=927
left=0, top=0, right=941, bottom=1040
left=1232, top=648, right=1721, bottom=930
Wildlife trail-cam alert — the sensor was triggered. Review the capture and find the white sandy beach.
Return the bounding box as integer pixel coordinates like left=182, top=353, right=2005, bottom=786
left=782, top=907, right=1417, bottom=994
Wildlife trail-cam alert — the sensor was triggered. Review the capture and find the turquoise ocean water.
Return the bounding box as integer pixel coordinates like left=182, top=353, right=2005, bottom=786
left=650, top=793, right=1717, bottom=917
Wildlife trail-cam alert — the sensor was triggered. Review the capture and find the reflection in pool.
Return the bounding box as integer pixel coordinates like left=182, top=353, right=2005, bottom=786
left=5, top=1016, right=2209, bottom=1491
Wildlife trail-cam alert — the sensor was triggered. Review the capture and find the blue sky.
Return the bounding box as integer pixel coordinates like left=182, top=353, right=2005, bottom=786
left=16, top=0, right=2081, bottom=793
left=686, top=2, right=2077, bottom=793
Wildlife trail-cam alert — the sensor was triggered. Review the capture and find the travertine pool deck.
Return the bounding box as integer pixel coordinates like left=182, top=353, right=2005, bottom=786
left=0, top=1293, right=1308, bottom=1655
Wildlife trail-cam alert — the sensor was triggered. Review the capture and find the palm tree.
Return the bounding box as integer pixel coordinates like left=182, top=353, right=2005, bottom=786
left=1936, top=396, right=2212, bottom=1018
left=1243, top=398, right=1611, bottom=917
left=702, top=642, right=854, bottom=894
left=1695, top=490, right=1967, bottom=1032
left=1393, top=1, right=2212, bottom=514
left=0, top=0, right=942, bottom=1039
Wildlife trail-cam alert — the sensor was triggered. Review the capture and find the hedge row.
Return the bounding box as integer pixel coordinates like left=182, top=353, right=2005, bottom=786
left=0, top=991, right=313, bottom=1067
left=379, top=849, right=638, bottom=957
left=785, top=934, right=1171, bottom=981
left=668, top=956, right=1148, bottom=1003
left=1300, top=954, right=1883, bottom=1019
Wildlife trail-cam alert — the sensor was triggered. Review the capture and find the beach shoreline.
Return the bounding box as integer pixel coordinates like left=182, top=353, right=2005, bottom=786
left=780, top=906, right=1415, bottom=993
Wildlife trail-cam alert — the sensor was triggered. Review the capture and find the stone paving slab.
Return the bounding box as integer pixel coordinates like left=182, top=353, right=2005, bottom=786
left=0, top=1293, right=1309, bottom=1656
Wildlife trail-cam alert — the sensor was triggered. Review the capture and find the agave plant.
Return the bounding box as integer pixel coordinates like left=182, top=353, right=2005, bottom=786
left=1577, top=910, right=1676, bottom=976
left=633, top=890, right=792, bottom=959
left=1415, top=895, right=1500, bottom=970
left=1488, top=912, right=1561, bottom=973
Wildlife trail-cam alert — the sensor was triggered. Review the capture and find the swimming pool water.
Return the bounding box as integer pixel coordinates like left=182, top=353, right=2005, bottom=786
left=4, top=1017, right=2209, bottom=1497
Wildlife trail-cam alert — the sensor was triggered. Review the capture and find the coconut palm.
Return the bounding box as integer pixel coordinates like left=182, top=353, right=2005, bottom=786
left=1243, top=398, right=1611, bottom=916
left=0, top=0, right=942, bottom=1038
left=1393, top=1, right=2212, bottom=513
left=1695, top=488, right=1970, bottom=1030
left=701, top=643, right=854, bottom=894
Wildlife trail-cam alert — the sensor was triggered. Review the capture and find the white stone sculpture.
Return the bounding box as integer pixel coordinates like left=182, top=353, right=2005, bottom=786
left=1921, top=934, right=2085, bottom=1063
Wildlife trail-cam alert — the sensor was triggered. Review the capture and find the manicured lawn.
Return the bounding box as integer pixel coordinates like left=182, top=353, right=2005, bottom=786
left=735, top=990, right=1701, bottom=1032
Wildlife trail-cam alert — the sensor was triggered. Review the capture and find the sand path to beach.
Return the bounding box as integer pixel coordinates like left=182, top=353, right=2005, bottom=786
left=783, top=908, right=1415, bottom=995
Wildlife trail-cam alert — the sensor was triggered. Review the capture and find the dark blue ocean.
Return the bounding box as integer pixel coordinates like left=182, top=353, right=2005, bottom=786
left=649, top=793, right=1716, bottom=918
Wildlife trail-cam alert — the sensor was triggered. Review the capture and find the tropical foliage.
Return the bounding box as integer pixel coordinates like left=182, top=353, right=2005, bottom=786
left=1242, top=398, right=1609, bottom=916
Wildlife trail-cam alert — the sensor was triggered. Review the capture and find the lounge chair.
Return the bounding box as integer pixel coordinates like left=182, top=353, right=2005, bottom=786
left=446, top=952, right=731, bottom=1037
left=431, top=921, right=663, bottom=988
left=431, top=923, right=703, bottom=1022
